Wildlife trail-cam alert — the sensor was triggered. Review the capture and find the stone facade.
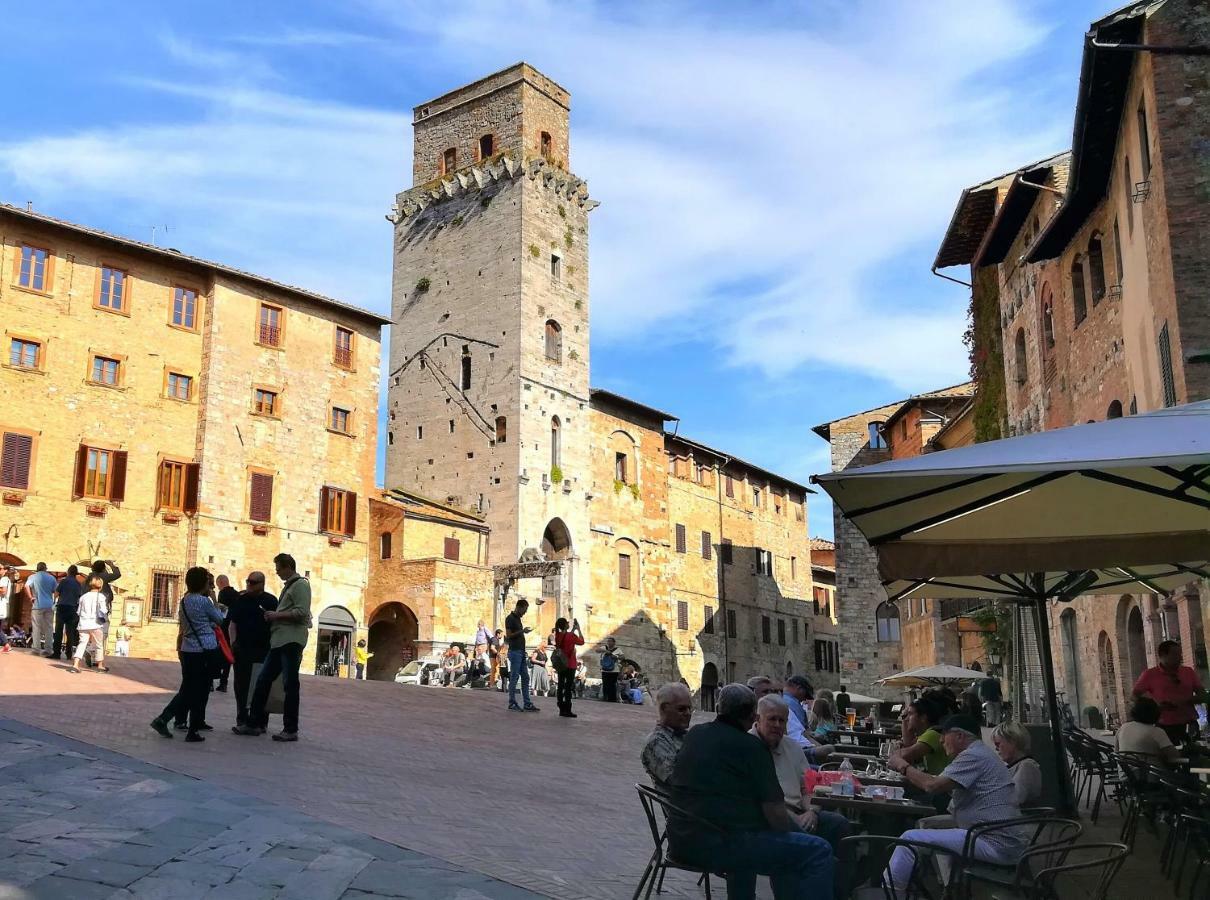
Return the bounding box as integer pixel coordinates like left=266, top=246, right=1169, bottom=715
left=384, top=64, right=832, bottom=705
left=933, top=0, right=1210, bottom=724
left=0, top=205, right=385, bottom=673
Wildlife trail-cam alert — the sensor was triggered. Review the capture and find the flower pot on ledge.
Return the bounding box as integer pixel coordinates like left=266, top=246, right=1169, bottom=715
left=162, top=512, right=181, bottom=524
left=2, top=492, right=24, bottom=506
left=85, top=503, right=107, bottom=517
left=252, top=524, right=270, bottom=536
left=328, top=536, right=344, bottom=547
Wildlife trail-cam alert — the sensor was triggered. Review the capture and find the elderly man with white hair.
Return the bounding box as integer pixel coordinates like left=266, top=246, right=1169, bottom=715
left=884, top=713, right=1025, bottom=890
left=668, top=683, right=833, bottom=900
left=750, top=693, right=851, bottom=853
left=641, top=682, right=694, bottom=789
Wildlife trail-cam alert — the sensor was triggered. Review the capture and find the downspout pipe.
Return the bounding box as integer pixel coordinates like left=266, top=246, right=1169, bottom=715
left=931, top=266, right=972, bottom=289
left=1089, top=37, right=1210, bottom=56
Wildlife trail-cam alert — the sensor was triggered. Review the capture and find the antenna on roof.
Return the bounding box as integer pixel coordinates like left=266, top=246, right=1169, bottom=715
left=149, top=224, right=172, bottom=246
left=25, top=201, right=32, bottom=212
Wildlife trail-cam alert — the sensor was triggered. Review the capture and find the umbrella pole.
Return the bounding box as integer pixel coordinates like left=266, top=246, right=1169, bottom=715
left=1031, top=577, right=1075, bottom=816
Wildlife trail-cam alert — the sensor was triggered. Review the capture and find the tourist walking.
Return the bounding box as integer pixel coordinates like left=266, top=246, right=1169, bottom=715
left=504, top=598, right=538, bottom=712
left=213, top=574, right=239, bottom=692
left=978, top=673, right=1004, bottom=725
left=226, top=571, right=278, bottom=728
left=0, top=564, right=13, bottom=653
left=85, top=560, right=120, bottom=666
left=355, top=639, right=372, bottom=680
left=235, top=553, right=312, bottom=742
left=552, top=617, right=584, bottom=718
left=529, top=641, right=551, bottom=697
left=600, top=636, right=620, bottom=702
left=26, top=562, right=56, bottom=654
left=68, top=576, right=109, bottom=674
left=150, top=567, right=224, bottom=742
left=50, top=565, right=82, bottom=660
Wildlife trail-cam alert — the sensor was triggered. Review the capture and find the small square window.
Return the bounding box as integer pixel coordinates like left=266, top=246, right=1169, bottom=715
left=98, top=266, right=127, bottom=312
left=90, top=355, right=121, bottom=386
left=330, top=407, right=351, bottom=434
left=166, top=372, right=192, bottom=401
left=9, top=337, right=40, bottom=369
left=172, top=287, right=198, bottom=329
left=253, top=388, right=279, bottom=417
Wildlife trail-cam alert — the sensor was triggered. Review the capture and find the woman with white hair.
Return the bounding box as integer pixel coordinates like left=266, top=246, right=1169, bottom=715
left=992, top=721, right=1042, bottom=808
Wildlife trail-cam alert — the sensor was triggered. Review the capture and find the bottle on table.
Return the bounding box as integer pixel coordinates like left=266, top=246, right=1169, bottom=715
left=838, top=757, right=855, bottom=797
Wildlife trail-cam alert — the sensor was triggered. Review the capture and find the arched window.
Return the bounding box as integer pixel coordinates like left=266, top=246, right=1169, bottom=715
left=460, top=352, right=472, bottom=391
left=441, top=147, right=456, bottom=175
left=1071, top=256, right=1088, bottom=325
left=478, top=134, right=493, bottom=160
left=540, top=131, right=552, bottom=159
left=1106, top=400, right=1123, bottom=419
left=551, top=416, right=561, bottom=469
left=1041, top=285, right=1056, bottom=351
left=1088, top=234, right=1107, bottom=304
left=615, top=538, right=638, bottom=591
left=875, top=601, right=901, bottom=642
left=1014, top=328, right=1027, bottom=386
left=545, top=320, right=562, bottom=362
left=868, top=421, right=887, bottom=450
left=495, top=416, right=507, bottom=443
left=380, top=532, right=392, bottom=559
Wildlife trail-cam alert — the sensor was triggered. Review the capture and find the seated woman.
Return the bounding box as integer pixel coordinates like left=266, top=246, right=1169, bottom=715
left=886, top=714, right=1026, bottom=890
left=810, top=698, right=840, bottom=740
left=992, top=722, right=1043, bottom=807
left=1116, top=697, right=1182, bottom=767
left=890, top=695, right=951, bottom=776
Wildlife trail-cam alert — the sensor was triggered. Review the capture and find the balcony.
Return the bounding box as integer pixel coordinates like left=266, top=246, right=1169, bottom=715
left=259, top=324, right=282, bottom=347
left=334, top=345, right=353, bottom=368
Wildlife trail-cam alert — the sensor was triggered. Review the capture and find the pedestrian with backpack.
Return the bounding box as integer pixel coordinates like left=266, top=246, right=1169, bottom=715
left=600, top=636, right=621, bottom=702
left=552, top=617, right=584, bottom=718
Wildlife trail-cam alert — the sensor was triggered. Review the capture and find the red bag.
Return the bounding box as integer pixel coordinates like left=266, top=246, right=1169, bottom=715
left=213, top=626, right=234, bottom=664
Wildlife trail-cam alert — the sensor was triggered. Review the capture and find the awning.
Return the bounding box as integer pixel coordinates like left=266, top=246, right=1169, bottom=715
left=876, top=664, right=988, bottom=688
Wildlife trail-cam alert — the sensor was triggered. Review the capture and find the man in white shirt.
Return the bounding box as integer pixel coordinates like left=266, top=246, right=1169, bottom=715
left=784, top=675, right=834, bottom=763
left=0, top=564, right=12, bottom=652
left=1117, top=697, right=1181, bottom=766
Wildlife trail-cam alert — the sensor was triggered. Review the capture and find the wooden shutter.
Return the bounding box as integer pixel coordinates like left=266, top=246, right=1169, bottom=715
left=250, top=473, right=273, bottom=522
left=675, top=523, right=686, bottom=553
left=444, top=537, right=460, bottom=561
left=183, top=463, right=200, bottom=515
left=73, top=445, right=87, bottom=499
left=109, top=451, right=128, bottom=502
left=345, top=491, right=357, bottom=536
left=701, top=531, right=712, bottom=560
left=319, top=486, right=331, bottom=532
left=0, top=433, right=32, bottom=490
left=618, top=553, right=631, bottom=590
left=725, top=475, right=734, bottom=498
left=677, top=600, right=688, bottom=631
left=726, top=609, right=737, bottom=638
left=721, top=538, right=733, bottom=565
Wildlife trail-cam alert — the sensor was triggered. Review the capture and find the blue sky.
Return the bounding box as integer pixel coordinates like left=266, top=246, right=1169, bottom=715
left=1, top=0, right=1115, bottom=538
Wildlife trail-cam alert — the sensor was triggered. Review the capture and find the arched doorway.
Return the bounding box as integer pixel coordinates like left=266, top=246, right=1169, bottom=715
left=367, top=602, right=418, bottom=682
left=316, top=606, right=356, bottom=677
left=1059, top=609, right=1082, bottom=723
left=701, top=662, right=719, bottom=712
left=1098, top=631, right=1119, bottom=723
left=538, top=518, right=573, bottom=635
left=541, top=518, right=573, bottom=560
left=1126, top=605, right=1147, bottom=686
left=785, top=661, right=794, bottom=678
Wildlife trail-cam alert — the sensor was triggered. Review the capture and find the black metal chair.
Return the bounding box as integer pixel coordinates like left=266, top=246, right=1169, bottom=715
left=632, top=784, right=724, bottom=900
left=952, top=816, right=1081, bottom=900
left=837, top=833, right=965, bottom=900
left=996, top=842, right=1129, bottom=900
left=1085, top=742, right=1128, bottom=822
left=1172, top=814, right=1210, bottom=899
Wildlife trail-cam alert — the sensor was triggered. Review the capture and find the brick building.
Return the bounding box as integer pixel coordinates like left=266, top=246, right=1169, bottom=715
left=932, top=0, right=1210, bottom=723
left=0, top=204, right=387, bottom=672
left=812, top=384, right=974, bottom=697
left=381, top=64, right=834, bottom=702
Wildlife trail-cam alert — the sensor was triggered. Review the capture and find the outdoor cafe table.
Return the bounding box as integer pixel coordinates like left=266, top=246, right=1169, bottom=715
left=812, top=793, right=936, bottom=821
left=835, top=729, right=893, bottom=746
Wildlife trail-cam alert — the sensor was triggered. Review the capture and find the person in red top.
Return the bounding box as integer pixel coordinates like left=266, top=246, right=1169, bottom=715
left=553, top=617, right=585, bottom=719
left=1132, top=639, right=1210, bottom=746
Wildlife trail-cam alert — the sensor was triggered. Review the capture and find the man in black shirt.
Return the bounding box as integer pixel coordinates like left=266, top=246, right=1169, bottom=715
left=225, top=571, right=278, bottom=727
left=214, top=575, right=240, bottom=692
left=50, top=565, right=83, bottom=660
left=669, top=683, right=834, bottom=899
left=504, top=598, right=538, bottom=712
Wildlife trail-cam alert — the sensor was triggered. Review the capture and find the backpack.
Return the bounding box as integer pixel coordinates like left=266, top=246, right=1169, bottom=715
left=600, top=651, right=617, bottom=672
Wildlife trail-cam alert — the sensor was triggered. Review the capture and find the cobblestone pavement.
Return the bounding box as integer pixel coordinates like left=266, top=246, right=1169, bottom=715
left=0, top=652, right=710, bottom=900
left=0, top=718, right=544, bottom=900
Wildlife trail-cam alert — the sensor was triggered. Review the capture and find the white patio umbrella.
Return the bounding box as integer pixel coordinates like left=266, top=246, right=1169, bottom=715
left=876, top=664, right=988, bottom=688
left=812, top=400, right=1210, bottom=811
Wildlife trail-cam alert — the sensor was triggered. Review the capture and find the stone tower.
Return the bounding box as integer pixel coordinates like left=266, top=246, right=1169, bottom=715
left=386, top=63, right=598, bottom=620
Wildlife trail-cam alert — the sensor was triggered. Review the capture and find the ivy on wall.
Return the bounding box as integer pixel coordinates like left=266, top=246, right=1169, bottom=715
left=965, top=265, right=1006, bottom=442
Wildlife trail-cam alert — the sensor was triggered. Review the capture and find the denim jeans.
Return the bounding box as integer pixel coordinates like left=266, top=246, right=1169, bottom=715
left=507, top=648, right=532, bottom=707
left=811, top=809, right=852, bottom=854
left=250, top=642, right=304, bottom=733
left=675, top=829, right=834, bottom=900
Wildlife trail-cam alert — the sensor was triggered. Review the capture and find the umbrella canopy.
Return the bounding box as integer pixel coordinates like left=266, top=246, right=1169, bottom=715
left=812, top=400, right=1210, bottom=599
left=876, top=664, right=988, bottom=688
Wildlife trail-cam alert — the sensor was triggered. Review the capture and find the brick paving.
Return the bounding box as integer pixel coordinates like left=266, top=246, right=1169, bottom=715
left=0, top=651, right=1172, bottom=899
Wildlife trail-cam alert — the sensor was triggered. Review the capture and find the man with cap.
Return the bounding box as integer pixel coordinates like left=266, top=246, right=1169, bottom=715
left=783, top=674, right=834, bottom=763
left=884, top=714, right=1025, bottom=889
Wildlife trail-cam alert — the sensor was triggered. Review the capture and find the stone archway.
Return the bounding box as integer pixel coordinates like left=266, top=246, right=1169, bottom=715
left=1098, top=631, right=1119, bottom=722
left=1126, top=605, right=1147, bottom=687
left=541, top=518, right=573, bottom=560
left=701, top=662, right=719, bottom=712
left=367, top=602, right=418, bottom=682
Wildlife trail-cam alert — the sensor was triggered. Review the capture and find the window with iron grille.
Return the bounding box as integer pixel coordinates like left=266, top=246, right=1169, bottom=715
left=677, top=600, right=688, bottom=631
left=0, top=432, right=33, bottom=490
left=334, top=326, right=355, bottom=369
left=675, top=524, right=686, bottom=553
left=726, top=608, right=737, bottom=638
left=259, top=304, right=283, bottom=347
left=150, top=571, right=180, bottom=619
left=704, top=605, right=715, bottom=635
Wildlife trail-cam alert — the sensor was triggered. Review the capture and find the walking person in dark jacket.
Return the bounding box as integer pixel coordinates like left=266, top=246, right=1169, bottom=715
left=226, top=572, right=278, bottom=727
left=50, top=565, right=82, bottom=660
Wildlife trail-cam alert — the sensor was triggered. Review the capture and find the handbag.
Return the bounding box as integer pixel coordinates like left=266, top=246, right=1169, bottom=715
left=250, top=660, right=287, bottom=716
left=214, top=625, right=235, bottom=665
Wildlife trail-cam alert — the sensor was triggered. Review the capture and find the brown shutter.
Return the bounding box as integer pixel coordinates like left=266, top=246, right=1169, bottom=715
left=183, top=463, right=200, bottom=515
left=345, top=491, right=357, bottom=537
left=618, top=553, right=631, bottom=590
left=109, top=451, right=128, bottom=502
left=701, top=531, right=712, bottom=560
left=443, top=537, right=460, bottom=561
left=675, top=523, right=686, bottom=553
left=0, top=433, right=32, bottom=490
left=250, top=473, right=273, bottom=522
left=73, top=444, right=88, bottom=499
left=319, top=486, right=330, bottom=532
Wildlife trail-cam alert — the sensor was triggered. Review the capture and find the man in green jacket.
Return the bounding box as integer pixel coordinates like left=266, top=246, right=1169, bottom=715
left=234, top=553, right=311, bottom=742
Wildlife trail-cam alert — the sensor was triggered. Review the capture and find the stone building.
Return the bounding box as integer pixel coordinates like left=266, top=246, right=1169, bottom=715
left=0, top=204, right=387, bottom=672
left=381, top=64, right=832, bottom=701
left=812, top=384, right=974, bottom=697
left=932, top=0, right=1210, bottom=724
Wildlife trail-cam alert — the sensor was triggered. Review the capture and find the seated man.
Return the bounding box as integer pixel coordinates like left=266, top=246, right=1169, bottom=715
left=668, top=683, right=833, bottom=900
left=783, top=675, right=834, bottom=764
left=641, top=683, right=693, bottom=790
left=885, top=714, right=1025, bottom=890
left=442, top=645, right=466, bottom=687
left=750, top=694, right=850, bottom=854
left=1117, top=697, right=1182, bottom=767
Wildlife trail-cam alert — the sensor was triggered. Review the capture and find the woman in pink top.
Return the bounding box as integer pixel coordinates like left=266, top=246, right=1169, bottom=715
left=553, top=617, right=585, bottom=719
left=1132, top=639, right=1209, bottom=746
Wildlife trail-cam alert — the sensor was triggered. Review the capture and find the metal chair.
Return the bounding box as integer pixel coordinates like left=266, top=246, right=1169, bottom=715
left=996, top=842, right=1129, bottom=900
left=632, top=784, right=724, bottom=900
left=837, top=833, right=965, bottom=900
left=1085, top=742, right=1127, bottom=822
left=953, top=816, right=1081, bottom=900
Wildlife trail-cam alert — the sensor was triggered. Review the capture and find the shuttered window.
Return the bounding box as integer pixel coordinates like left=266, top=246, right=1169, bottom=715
left=675, top=523, right=686, bottom=553
left=443, top=537, right=460, bottom=561
left=157, top=460, right=199, bottom=513
left=704, top=605, right=715, bottom=634
left=777, top=618, right=786, bottom=646
left=721, top=538, right=733, bottom=565
left=701, top=531, right=712, bottom=560
left=249, top=472, right=273, bottom=522
left=725, top=475, right=734, bottom=498
left=726, top=609, right=737, bottom=638
left=761, top=615, right=771, bottom=644
left=74, top=444, right=126, bottom=502
left=618, top=553, right=632, bottom=590
left=319, top=486, right=356, bottom=537
left=677, top=600, right=688, bottom=631
left=0, top=432, right=33, bottom=490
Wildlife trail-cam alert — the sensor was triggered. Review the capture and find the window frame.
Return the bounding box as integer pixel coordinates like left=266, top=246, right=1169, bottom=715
left=675, top=523, right=687, bottom=554
left=477, top=133, right=495, bottom=160
left=329, top=406, right=352, bottom=436
left=443, top=536, right=460, bottom=561
left=703, top=604, right=715, bottom=635
left=248, top=469, right=274, bottom=523
left=257, top=302, right=286, bottom=349
left=334, top=325, right=356, bottom=370
left=1137, top=100, right=1151, bottom=179
left=75, top=443, right=127, bottom=503
left=156, top=457, right=199, bottom=515
left=544, top=319, right=563, bottom=363
left=15, top=242, right=53, bottom=294
left=869, top=421, right=887, bottom=450
left=170, top=285, right=201, bottom=332
left=442, top=147, right=457, bottom=175
left=94, top=264, right=131, bottom=316
left=87, top=352, right=125, bottom=389
left=251, top=386, right=281, bottom=419
left=1071, top=255, right=1088, bottom=326
left=163, top=369, right=194, bottom=403
left=761, top=615, right=771, bottom=644
left=726, top=608, right=738, bottom=639
left=7, top=334, right=44, bottom=372
left=149, top=570, right=182, bottom=621
left=319, top=485, right=357, bottom=537
left=380, top=531, right=392, bottom=559
left=875, top=601, right=902, bottom=643
left=677, top=600, right=689, bottom=631
left=618, top=551, right=632, bottom=590
left=701, top=531, right=712, bottom=561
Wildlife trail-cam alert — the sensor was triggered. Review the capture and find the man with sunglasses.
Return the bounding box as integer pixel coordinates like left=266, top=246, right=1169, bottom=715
left=1132, top=639, right=1210, bottom=746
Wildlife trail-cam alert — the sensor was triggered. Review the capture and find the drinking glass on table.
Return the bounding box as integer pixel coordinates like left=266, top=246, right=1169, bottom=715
left=846, top=708, right=857, bottom=728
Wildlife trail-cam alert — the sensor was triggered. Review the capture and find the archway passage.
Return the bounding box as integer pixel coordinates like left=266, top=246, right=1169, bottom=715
left=1126, top=605, right=1147, bottom=687
left=316, top=606, right=356, bottom=677
left=701, top=662, right=719, bottom=712
left=541, top=518, right=573, bottom=560
left=367, top=602, right=418, bottom=681
left=1098, top=632, right=1119, bottom=723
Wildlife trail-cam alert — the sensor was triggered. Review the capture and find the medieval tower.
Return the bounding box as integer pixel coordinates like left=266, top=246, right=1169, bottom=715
left=385, top=64, right=598, bottom=619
